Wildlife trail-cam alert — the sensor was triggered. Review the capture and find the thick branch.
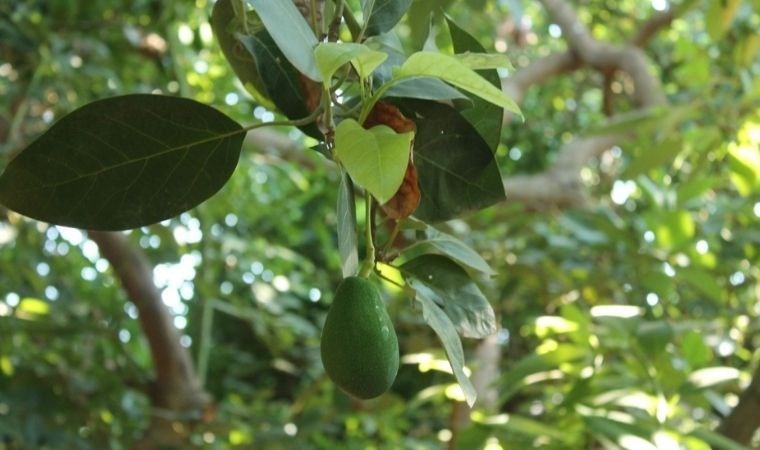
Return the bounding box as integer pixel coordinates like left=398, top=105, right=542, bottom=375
left=504, top=133, right=625, bottom=209
left=538, top=0, right=666, bottom=107
left=630, top=9, right=677, bottom=47
left=719, top=363, right=760, bottom=446
left=502, top=52, right=580, bottom=105
left=88, top=231, right=210, bottom=448
left=497, top=0, right=672, bottom=209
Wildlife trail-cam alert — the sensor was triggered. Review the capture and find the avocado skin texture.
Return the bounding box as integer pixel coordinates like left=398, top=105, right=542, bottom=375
left=321, top=276, right=400, bottom=399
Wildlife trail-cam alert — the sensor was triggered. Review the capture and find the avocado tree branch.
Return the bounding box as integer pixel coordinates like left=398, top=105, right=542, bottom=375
left=496, top=0, right=673, bottom=209
left=718, top=362, right=760, bottom=445
left=88, top=231, right=210, bottom=450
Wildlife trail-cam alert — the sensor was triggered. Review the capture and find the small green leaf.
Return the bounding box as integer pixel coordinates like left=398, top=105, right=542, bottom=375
left=414, top=288, right=477, bottom=407
left=402, top=226, right=495, bottom=275
left=0, top=95, right=244, bottom=230
left=247, top=0, right=322, bottom=82
left=643, top=210, right=695, bottom=250
left=382, top=77, right=470, bottom=105
left=314, top=42, right=388, bottom=86
left=728, top=141, right=760, bottom=196
left=337, top=170, right=359, bottom=277
left=397, top=51, right=522, bottom=117
left=688, top=428, right=748, bottom=450
left=682, top=331, right=712, bottom=368
left=705, top=0, right=740, bottom=40
left=362, top=0, right=413, bottom=36
left=680, top=267, right=723, bottom=302
left=334, top=119, right=413, bottom=204
left=623, top=136, right=683, bottom=178
left=401, top=254, right=497, bottom=338
left=454, top=52, right=514, bottom=71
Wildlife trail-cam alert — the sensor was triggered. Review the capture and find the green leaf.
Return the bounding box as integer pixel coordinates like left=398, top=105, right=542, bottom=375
left=210, top=0, right=271, bottom=105
left=362, top=0, right=413, bottom=36
left=383, top=77, right=471, bottom=105
left=334, top=119, right=413, bottom=204
left=643, top=210, right=695, bottom=250
left=454, top=52, right=514, bottom=71
left=414, top=288, right=477, bottom=407
left=395, top=99, right=506, bottom=222
left=728, top=141, right=760, bottom=196
left=635, top=321, right=673, bottom=356
left=682, top=330, right=712, bottom=368
left=401, top=254, right=496, bottom=338
left=679, top=267, right=723, bottom=302
left=705, top=0, right=740, bottom=40
left=247, top=0, right=321, bottom=82
left=364, top=34, right=470, bottom=106
left=238, top=31, right=321, bottom=139
left=402, top=226, right=495, bottom=275
left=337, top=170, right=359, bottom=277
left=688, top=428, right=747, bottom=450
left=0, top=95, right=244, bottom=230
left=447, top=17, right=505, bottom=151
left=623, top=136, right=683, bottom=178
left=397, top=51, right=522, bottom=117
left=314, top=42, right=388, bottom=85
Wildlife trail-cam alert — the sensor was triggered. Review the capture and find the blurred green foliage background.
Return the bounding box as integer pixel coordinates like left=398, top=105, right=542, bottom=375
left=1, top=0, right=758, bottom=448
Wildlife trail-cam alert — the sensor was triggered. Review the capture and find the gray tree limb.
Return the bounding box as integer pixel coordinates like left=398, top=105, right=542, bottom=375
left=89, top=231, right=211, bottom=450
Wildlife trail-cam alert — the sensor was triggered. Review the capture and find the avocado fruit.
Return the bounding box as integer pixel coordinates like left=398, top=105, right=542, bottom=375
left=320, top=276, right=399, bottom=399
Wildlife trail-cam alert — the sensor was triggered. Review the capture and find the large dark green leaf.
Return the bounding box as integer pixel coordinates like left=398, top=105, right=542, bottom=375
left=210, top=0, right=271, bottom=105
left=401, top=254, right=496, bottom=338
left=362, top=0, right=413, bottom=36
left=413, top=288, right=477, bottom=407
left=446, top=17, right=503, bottom=151
left=394, top=99, right=505, bottom=222
left=0, top=95, right=244, bottom=230
left=238, top=31, right=322, bottom=139
left=247, top=0, right=322, bottom=82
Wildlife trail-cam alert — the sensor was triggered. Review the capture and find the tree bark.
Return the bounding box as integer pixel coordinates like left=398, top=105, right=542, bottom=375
left=718, top=362, right=760, bottom=447
left=89, top=231, right=211, bottom=450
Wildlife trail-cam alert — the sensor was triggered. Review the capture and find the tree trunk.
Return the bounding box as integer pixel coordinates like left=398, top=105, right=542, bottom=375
left=89, top=231, right=211, bottom=450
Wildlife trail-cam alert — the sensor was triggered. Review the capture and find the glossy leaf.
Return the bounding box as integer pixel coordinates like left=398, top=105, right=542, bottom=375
left=0, top=95, right=244, bottom=230
left=362, top=0, right=413, bottom=36
left=382, top=77, right=470, bottom=105
left=395, top=99, right=505, bottom=222
left=247, top=0, right=322, bottom=82
left=238, top=31, right=322, bottom=139
left=334, top=119, right=413, bottom=204
left=397, top=51, right=522, bottom=117
left=314, top=42, right=388, bottom=85
left=447, top=17, right=504, bottom=151
left=454, top=52, right=514, bottom=71
left=210, top=0, right=272, bottom=105
left=413, top=287, right=477, bottom=406
left=401, top=254, right=496, bottom=338
left=402, top=226, right=495, bottom=275
left=337, top=170, right=359, bottom=277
